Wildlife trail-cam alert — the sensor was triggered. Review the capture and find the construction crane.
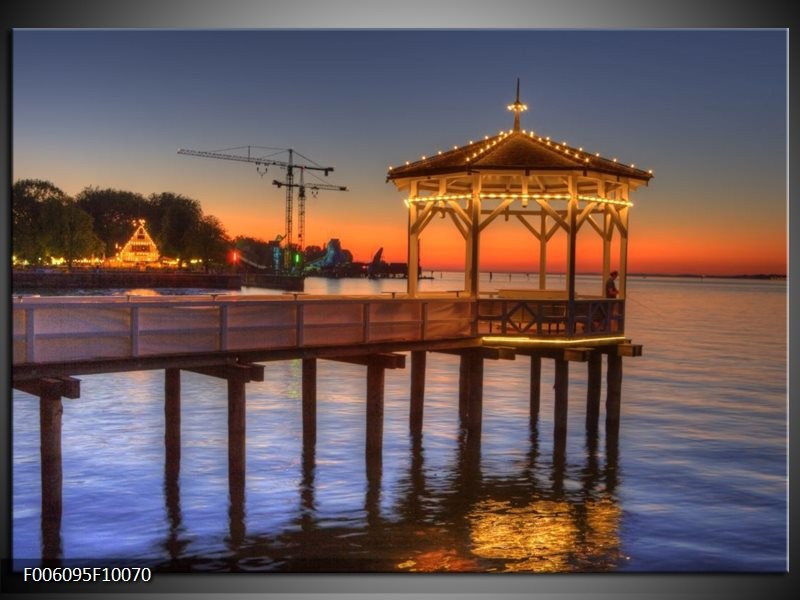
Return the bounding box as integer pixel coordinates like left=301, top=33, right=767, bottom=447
left=272, top=166, right=347, bottom=252
left=177, top=146, right=347, bottom=252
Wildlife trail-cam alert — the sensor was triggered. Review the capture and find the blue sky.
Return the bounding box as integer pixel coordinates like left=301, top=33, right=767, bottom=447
left=12, top=29, right=787, bottom=273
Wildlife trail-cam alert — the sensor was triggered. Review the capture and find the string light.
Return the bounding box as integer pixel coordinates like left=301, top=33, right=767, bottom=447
left=405, top=192, right=633, bottom=207
left=391, top=116, right=653, bottom=179
left=482, top=335, right=627, bottom=346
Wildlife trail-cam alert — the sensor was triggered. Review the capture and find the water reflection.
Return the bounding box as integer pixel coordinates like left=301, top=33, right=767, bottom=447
left=152, top=421, right=622, bottom=572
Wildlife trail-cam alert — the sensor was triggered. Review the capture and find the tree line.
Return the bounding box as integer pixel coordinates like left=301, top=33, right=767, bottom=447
left=12, top=179, right=232, bottom=271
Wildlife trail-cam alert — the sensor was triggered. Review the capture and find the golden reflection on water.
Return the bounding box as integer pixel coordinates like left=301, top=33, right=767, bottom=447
left=468, top=497, right=621, bottom=573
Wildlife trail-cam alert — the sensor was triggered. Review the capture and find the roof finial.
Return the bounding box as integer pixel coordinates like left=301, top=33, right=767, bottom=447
left=507, top=77, right=528, bottom=132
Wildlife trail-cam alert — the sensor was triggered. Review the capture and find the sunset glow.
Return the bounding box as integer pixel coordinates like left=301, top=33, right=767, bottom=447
left=12, top=30, right=786, bottom=276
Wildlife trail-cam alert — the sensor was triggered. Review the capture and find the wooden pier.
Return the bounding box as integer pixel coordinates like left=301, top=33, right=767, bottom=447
left=11, top=292, right=639, bottom=560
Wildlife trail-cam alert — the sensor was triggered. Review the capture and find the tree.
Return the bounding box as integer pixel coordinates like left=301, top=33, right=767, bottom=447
left=185, top=215, right=231, bottom=272
left=39, top=199, right=104, bottom=268
left=75, top=187, right=148, bottom=256
left=146, top=192, right=203, bottom=266
left=12, top=179, right=69, bottom=264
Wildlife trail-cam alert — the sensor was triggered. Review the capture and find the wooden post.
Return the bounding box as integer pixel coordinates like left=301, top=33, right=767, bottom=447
left=554, top=356, right=569, bottom=439
left=164, top=368, right=181, bottom=479
left=606, top=352, right=623, bottom=436
left=466, top=173, right=481, bottom=295
left=467, top=352, right=484, bottom=439
left=458, top=354, right=470, bottom=426
left=366, top=361, right=385, bottom=479
left=227, top=374, right=246, bottom=546
left=586, top=351, right=602, bottom=433
left=302, top=358, right=317, bottom=447
left=409, top=351, right=426, bottom=436
left=529, top=354, right=541, bottom=426
left=40, top=388, right=63, bottom=560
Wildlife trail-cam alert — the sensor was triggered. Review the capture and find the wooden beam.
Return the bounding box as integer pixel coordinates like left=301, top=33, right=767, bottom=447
left=515, top=214, right=542, bottom=240
left=435, top=346, right=515, bottom=360
left=446, top=199, right=472, bottom=231
left=327, top=353, right=406, bottom=369
left=478, top=197, right=515, bottom=232
left=616, top=343, right=643, bottom=357
left=535, top=199, right=569, bottom=231
left=563, top=347, right=592, bottom=362
left=186, top=362, right=264, bottom=382
left=14, top=376, right=80, bottom=399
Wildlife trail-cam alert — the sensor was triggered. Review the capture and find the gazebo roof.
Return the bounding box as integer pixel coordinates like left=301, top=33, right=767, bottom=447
left=387, top=128, right=653, bottom=183
left=388, top=82, right=653, bottom=185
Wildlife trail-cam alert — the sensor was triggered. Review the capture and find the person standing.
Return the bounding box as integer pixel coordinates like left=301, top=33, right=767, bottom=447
left=605, top=270, right=619, bottom=298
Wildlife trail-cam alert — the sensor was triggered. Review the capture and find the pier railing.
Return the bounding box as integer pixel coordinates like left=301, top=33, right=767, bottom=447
left=476, top=296, right=624, bottom=337
left=12, top=294, right=477, bottom=366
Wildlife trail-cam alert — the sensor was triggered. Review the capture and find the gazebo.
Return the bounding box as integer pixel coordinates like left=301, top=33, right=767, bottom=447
left=387, top=82, right=653, bottom=338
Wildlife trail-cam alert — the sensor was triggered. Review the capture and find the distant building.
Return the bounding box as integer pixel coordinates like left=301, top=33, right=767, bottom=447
left=113, top=220, right=162, bottom=267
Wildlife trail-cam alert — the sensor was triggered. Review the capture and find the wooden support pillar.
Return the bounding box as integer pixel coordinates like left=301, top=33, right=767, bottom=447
left=366, top=360, right=385, bottom=481
left=554, top=357, right=569, bottom=439
left=185, top=362, right=263, bottom=543
left=409, top=351, right=426, bottom=436
left=586, top=351, right=602, bottom=433
left=606, top=352, right=623, bottom=436
left=302, top=358, right=317, bottom=448
left=40, top=388, right=63, bottom=560
left=14, top=376, right=80, bottom=560
left=458, top=348, right=485, bottom=439
left=467, top=352, right=484, bottom=438
left=529, top=355, right=541, bottom=426
left=164, top=368, right=181, bottom=480
left=227, top=374, right=246, bottom=515
left=458, top=354, right=470, bottom=425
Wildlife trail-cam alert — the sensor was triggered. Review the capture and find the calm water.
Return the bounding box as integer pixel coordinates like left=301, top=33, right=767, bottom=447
left=11, top=274, right=787, bottom=572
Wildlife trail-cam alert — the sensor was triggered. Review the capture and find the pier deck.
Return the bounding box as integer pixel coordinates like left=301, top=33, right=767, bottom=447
left=11, top=292, right=625, bottom=379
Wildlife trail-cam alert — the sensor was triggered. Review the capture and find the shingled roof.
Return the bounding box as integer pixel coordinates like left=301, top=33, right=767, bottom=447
left=387, top=128, right=653, bottom=183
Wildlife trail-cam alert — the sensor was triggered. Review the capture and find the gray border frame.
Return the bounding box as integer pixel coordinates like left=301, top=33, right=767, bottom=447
left=1, top=1, right=794, bottom=598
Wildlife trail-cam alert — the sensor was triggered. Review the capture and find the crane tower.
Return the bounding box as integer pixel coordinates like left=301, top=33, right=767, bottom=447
left=177, top=145, right=347, bottom=252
